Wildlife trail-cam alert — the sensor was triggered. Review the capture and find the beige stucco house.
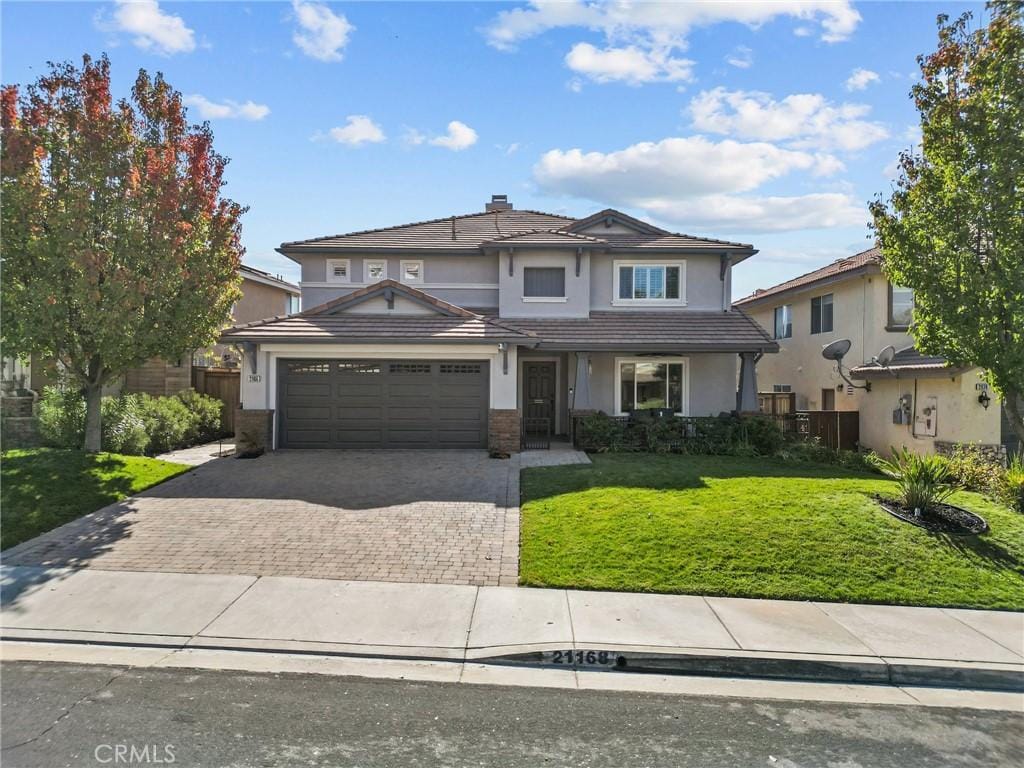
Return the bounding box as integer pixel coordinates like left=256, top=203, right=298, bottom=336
left=223, top=196, right=778, bottom=453
left=735, top=248, right=1011, bottom=458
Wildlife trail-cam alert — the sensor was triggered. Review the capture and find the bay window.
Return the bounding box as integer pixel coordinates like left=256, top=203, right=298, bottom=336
left=616, top=358, right=688, bottom=415
left=615, top=262, right=684, bottom=304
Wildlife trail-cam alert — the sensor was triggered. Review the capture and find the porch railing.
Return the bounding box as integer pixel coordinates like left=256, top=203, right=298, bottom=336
left=522, top=417, right=551, bottom=450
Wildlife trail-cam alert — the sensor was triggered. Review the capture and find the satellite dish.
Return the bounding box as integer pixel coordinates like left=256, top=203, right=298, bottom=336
left=876, top=345, right=896, bottom=366
left=822, top=339, right=852, bottom=362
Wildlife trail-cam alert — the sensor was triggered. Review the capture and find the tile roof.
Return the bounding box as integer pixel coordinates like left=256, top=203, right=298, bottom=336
left=280, top=210, right=573, bottom=252
left=221, top=314, right=533, bottom=344
left=504, top=310, right=777, bottom=352
left=734, top=247, right=882, bottom=307
left=300, top=279, right=477, bottom=318
left=850, top=346, right=967, bottom=378
left=481, top=230, right=606, bottom=246
left=239, top=264, right=299, bottom=293
left=278, top=207, right=755, bottom=255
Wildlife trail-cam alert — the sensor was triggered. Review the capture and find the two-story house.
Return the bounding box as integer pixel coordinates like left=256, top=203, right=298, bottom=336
left=223, top=196, right=777, bottom=453
left=735, top=247, right=1011, bottom=459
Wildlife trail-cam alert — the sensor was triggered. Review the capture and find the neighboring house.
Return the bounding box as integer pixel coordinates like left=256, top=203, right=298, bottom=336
left=223, top=195, right=777, bottom=453
left=735, top=247, right=1008, bottom=459
left=196, top=264, right=301, bottom=369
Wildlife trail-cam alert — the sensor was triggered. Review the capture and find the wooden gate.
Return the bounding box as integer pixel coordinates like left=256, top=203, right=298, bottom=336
left=803, top=410, right=859, bottom=451
left=192, top=367, right=240, bottom=433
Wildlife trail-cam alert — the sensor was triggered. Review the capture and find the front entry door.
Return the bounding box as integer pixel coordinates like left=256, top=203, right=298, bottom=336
left=524, top=362, right=556, bottom=443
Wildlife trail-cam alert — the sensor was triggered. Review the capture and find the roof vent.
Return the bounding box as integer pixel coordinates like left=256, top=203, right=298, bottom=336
left=485, top=194, right=512, bottom=212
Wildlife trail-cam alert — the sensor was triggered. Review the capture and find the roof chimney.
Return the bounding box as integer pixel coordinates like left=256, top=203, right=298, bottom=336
left=485, top=194, right=512, bottom=212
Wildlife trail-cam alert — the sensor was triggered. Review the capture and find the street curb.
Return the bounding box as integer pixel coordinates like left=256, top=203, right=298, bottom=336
left=4, top=633, right=1022, bottom=693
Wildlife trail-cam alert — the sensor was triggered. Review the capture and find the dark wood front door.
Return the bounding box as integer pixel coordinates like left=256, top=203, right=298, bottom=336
left=524, top=361, right=556, bottom=437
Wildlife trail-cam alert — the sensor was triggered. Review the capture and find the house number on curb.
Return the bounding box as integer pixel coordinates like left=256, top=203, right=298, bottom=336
left=547, top=650, right=621, bottom=667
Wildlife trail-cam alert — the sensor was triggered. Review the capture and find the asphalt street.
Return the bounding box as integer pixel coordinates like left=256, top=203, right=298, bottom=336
left=1, top=661, right=1021, bottom=768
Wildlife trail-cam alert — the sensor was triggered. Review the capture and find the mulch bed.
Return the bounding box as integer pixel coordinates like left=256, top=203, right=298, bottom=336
left=873, top=495, right=988, bottom=535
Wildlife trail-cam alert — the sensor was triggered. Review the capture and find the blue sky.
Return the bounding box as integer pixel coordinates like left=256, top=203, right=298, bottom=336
left=2, top=1, right=982, bottom=297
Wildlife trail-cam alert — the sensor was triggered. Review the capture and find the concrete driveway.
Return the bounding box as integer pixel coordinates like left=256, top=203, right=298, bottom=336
left=2, top=451, right=520, bottom=587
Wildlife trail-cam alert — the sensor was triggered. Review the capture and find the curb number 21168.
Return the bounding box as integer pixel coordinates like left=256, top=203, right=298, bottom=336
left=550, top=650, right=613, bottom=666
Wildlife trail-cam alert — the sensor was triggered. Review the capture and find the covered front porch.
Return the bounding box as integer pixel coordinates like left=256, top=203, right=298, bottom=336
left=515, top=348, right=765, bottom=448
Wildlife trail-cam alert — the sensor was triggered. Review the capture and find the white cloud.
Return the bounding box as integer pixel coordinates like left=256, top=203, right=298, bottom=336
left=643, top=193, right=865, bottom=232
left=184, top=95, right=270, bottom=121
left=327, top=115, right=385, bottom=146
left=845, top=67, right=880, bottom=91
left=104, top=0, right=196, bottom=55
left=726, top=45, right=753, bottom=69
left=292, top=0, right=353, bottom=62
left=484, top=2, right=859, bottom=86
left=567, top=78, right=584, bottom=93
left=565, top=42, right=693, bottom=84
left=428, top=120, right=478, bottom=151
left=533, top=134, right=861, bottom=232
left=689, top=87, right=889, bottom=152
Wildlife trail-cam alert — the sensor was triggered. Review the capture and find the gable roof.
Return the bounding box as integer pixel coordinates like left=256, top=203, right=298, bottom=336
left=278, top=206, right=755, bottom=257
left=481, top=230, right=606, bottom=248
left=222, top=280, right=536, bottom=344
left=734, top=247, right=882, bottom=308
left=240, top=264, right=299, bottom=294
left=301, top=279, right=476, bottom=318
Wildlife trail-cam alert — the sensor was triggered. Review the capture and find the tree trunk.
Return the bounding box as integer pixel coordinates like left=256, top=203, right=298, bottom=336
left=83, top=380, right=103, bottom=452
left=1002, top=388, right=1024, bottom=445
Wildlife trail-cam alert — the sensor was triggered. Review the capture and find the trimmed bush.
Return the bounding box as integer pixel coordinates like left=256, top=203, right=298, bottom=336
left=36, top=387, right=86, bottom=448
left=177, top=390, right=225, bottom=444
left=101, top=394, right=149, bottom=455
left=138, top=394, right=194, bottom=454
left=739, top=415, right=785, bottom=456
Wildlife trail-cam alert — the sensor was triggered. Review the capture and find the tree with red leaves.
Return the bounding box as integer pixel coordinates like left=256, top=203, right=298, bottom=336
left=2, top=55, right=245, bottom=451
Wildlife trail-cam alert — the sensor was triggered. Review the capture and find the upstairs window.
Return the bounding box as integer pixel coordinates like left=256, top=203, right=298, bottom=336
left=810, top=293, right=834, bottom=334
left=327, top=259, right=350, bottom=283
left=615, top=263, right=684, bottom=303
left=364, top=260, right=387, bottom=282
left=286, top=295, right=301, bottom=315
left=774, top=304, right=793, bottom=339
left=400, top=260, right=423, bottom=284
left=889, top=284, right=914, bottom=328
left=523, top=267, right=566, bottom=299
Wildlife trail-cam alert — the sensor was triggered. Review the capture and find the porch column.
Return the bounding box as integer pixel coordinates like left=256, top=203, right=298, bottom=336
left=572, top=352, right=592, bottom=411
left=736, top=352, right=759, bottom=413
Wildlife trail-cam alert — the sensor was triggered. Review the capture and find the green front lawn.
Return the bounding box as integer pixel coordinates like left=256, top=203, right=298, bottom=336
left=1, top=448, right=191, bottom=550
left=520, top=454, right=1024, bottom=610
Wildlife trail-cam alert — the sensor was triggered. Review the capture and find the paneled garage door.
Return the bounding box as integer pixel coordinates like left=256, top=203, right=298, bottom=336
left=277, top=359, right=489, bottom=449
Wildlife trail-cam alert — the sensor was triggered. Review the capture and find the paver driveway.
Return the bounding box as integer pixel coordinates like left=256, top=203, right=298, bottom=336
left=2, top=451, right=520, bottom=586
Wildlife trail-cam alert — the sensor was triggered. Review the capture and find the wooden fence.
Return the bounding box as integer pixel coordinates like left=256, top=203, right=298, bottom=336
left=191, top=367, right=240, bottom=434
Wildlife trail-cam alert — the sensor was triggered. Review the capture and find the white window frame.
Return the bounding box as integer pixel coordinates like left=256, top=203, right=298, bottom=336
left=399, top=259, right=424, bottom=285
left=364, top=259, right=387, bottom=283
left=613, top=356, right=689, bottom=416
left=326, top=259, right=351, bottom=283
left=774, top=304, right=793, bottom=339
left=612, top=261, right=686, bottom=306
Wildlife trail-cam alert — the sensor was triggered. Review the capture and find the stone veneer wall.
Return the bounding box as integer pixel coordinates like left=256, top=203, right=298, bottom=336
left=235, top=408, right=274, bottom=457
left=1, top=395, right=40, bottom=449
left=488, top=409, right=521, bottom=455
left=934, top=440, right=1007, bottom=466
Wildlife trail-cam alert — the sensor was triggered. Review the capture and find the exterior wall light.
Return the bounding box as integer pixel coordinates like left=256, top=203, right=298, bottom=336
left=978, top=390, right=991, bottom=409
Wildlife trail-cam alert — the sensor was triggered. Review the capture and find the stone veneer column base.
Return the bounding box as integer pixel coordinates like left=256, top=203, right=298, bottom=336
left=488, top=409, right=521, bottom=455
left=235, top=408, right=274, bottom=457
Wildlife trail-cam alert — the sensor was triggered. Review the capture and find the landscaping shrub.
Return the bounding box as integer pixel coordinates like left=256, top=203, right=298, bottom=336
left=577, top=413, right=628, bottom=452
left=101, top=394, right=149, bottom=455
left=867, top=447, right=957, bottom=512
left=138, top=394, right=195, bottom=454
left=775, top=439, right=876, bottom=472
left=739, top=415, right=785, bottom=456
left=941, top=444, right=1006, bottom=494
left=36, top=386, right=86, bottom=448
left=177, top=390, right=225, bottom=444
left=999, top=453, right=1024, bottom=514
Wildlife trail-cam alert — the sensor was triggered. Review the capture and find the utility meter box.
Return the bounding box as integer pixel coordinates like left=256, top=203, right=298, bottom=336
left=915, top=395, right=938, bottom=437
left=893, top=394, right=913, bottom=425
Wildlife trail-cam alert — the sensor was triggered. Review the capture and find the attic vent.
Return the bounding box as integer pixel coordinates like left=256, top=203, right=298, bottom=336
left=485, top=194, right=512, bottom=212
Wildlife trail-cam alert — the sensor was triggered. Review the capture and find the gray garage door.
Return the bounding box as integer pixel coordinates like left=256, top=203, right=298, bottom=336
left=277, top=359, right=489, bottom=449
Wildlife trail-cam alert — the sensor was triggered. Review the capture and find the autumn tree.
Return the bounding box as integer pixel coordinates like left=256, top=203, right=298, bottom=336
left=870, top=2, right=1024, bottom=442
left=2, top=55, right=244, bottom=451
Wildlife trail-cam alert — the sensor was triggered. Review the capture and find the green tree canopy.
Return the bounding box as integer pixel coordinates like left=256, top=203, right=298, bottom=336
left=2, top=54, right=244, bottom=450
left=870, top=1, right=1024, bottom=442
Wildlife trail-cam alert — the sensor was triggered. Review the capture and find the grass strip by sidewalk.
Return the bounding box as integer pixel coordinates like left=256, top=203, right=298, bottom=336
left=1, top=448, right=191, bottom=550
left=520, top=454, right=1024, bottom=610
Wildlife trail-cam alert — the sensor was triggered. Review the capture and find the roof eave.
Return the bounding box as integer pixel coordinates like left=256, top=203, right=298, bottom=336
left=735, top=264, right=879, bottom=308
left=532, top=341, right=779, bottom=353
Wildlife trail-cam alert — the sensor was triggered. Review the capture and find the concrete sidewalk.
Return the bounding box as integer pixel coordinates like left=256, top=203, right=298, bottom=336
left=2, top=566, right=1022, bottom=692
